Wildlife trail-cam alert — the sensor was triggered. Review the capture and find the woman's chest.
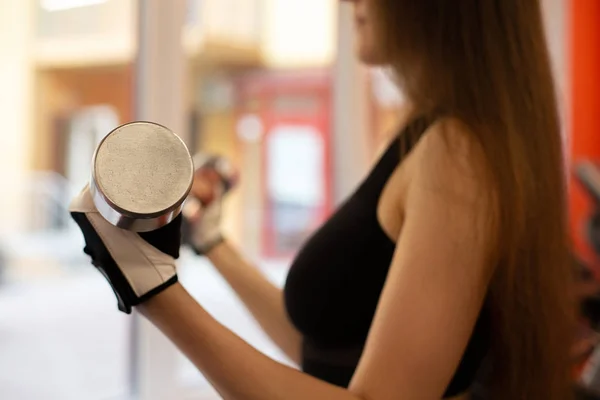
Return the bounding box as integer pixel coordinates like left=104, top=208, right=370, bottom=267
left=283, top=165, right=412, bottom=344
left=283, top=131, right=419, bottom=344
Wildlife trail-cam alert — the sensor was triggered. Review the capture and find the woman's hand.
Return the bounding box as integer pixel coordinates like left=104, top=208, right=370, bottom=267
left=69, top=184, right=181, bottom=313
left=182, top=167, right=226, bottom=255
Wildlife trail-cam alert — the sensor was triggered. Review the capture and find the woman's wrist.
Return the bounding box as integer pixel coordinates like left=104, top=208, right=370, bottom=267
left=137, top=281, right=182, bottom=315
left=192, top=233, right=225, bottom=256
left=201, top=235, right=226, bottom=257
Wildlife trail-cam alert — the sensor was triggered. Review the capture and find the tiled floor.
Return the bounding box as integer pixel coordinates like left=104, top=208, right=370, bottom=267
left=0, top=253, right=292, bottom=400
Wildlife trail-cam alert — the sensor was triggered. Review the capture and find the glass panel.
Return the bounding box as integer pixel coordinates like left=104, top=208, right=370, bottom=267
left=0, top=2, right=134, bottom=394
left=0, top=108, right=131, bottom=400
left=6, top=1, right=340, bottom=399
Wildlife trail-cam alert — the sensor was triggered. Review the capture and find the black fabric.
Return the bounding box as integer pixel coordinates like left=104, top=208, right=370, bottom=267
left=71, top=212, right=181, bottom=314
left=138, top=214, right=183, bottom=259
left=284, top=117, right=491, bottom=397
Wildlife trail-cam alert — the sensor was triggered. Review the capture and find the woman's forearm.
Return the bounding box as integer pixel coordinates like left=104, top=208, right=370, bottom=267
left=138, top=283, right=358, bottom=400
left=205, top=241, right=303, bottom=364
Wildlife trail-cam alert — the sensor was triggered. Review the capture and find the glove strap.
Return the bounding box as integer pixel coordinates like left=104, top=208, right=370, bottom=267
left=72, top=212, right=178, bottom=314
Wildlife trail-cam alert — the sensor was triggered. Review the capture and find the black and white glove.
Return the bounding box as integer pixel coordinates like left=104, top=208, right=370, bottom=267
left=69, top=185, right=181, bottom=314
left=181, top=186, right=225, bottom=256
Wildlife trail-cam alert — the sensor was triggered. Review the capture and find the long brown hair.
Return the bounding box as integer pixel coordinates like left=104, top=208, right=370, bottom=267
left=372, top=1, right=575, bottom=399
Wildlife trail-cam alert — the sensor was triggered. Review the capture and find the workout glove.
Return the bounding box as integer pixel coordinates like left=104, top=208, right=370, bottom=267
left=181, top=165, right=227, bottom=255
left=69, top=185, right=181, bottom=314
left=182, top=192, right=225, bottom=255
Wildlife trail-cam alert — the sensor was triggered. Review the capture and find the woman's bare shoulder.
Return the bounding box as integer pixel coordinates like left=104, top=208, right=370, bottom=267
left=403, top=117, right=499, bottom=250
left=411, top=117, right=492, bottom=200
left=379, top=117, right=493, bottom=241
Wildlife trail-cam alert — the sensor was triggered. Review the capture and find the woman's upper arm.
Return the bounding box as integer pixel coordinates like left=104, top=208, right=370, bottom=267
left=349, top=122, right=497, bottom=400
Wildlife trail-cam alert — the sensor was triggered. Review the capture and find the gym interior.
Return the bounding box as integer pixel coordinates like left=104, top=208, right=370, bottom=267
left=0, top=0, right=599, bottom=399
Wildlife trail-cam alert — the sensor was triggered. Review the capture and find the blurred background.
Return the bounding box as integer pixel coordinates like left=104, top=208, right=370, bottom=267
left=0, top=0, right=599, bottom=399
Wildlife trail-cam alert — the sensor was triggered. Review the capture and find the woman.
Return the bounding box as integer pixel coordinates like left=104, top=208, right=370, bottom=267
left=70, top=0, right=575, bottom=399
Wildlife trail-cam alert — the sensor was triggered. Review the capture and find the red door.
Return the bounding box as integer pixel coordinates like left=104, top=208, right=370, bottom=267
left=237, top=70, right=332, bottom=260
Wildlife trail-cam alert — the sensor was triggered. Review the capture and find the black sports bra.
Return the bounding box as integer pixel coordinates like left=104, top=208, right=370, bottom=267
left=283, top=117, right=491, bottom=397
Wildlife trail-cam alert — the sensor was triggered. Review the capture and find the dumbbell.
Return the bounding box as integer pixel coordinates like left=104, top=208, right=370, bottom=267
left=91, top=120, right=237, bottom=252
left=90, top=121, right=194, bottom=232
